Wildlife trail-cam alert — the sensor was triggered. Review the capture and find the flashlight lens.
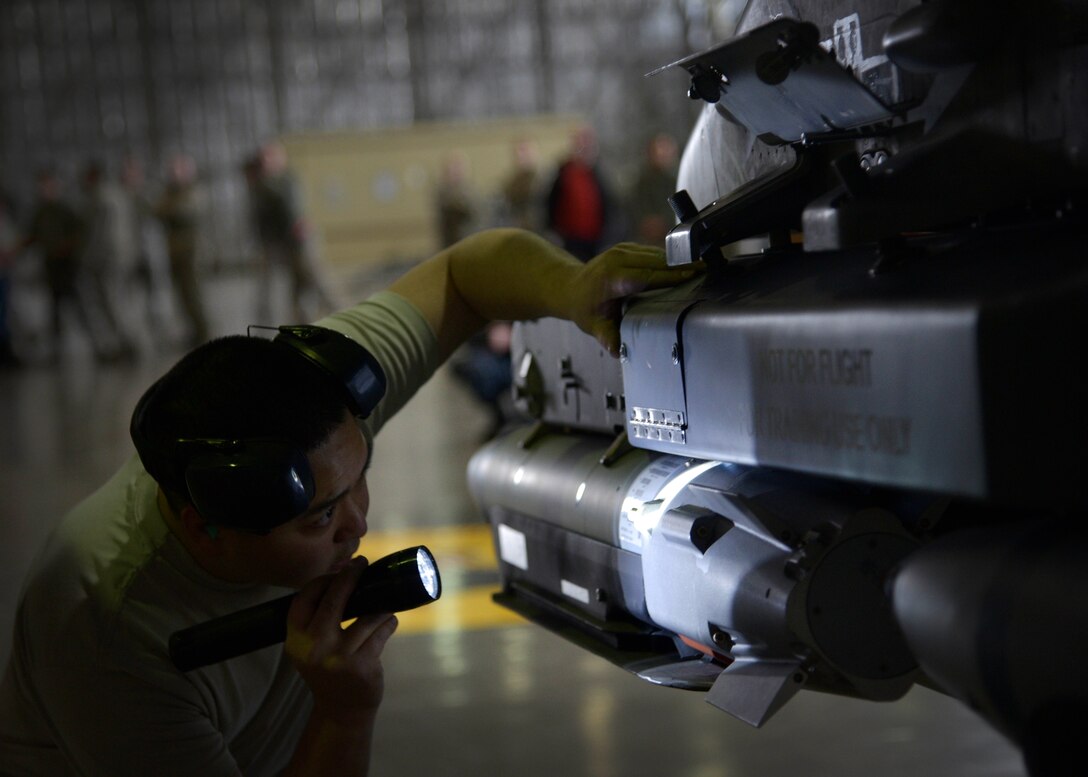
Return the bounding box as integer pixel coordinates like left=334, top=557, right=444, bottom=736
left=416, top=547, right=440, bottom=599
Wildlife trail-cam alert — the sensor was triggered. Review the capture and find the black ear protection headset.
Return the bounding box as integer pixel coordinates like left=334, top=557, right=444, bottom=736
left=130, top=325, right=386, bottom=534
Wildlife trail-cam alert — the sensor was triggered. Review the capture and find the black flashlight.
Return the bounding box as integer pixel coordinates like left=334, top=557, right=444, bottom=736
left=169, top=546, right=441, bottom=672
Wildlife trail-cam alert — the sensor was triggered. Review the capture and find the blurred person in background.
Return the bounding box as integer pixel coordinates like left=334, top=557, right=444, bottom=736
left=449, top=316, right=515, bottom=440
left=155, top=154, right=210, bottom=348
left=0, top=188, right=20, bottom=367
left=434, top=150, right=478, bottom=249
left=22, top=169, right=110, bottom=362
left=253, top=141, right=336, bottom=323
left=497, top=138, right=542, bottom=233
left=121, top=155, right=173, bottom=349
left=545, top=124, right=614, bottom=262
left=626, top=132, right=679, bottom=247
left=81, top=160, right=139, bottom=361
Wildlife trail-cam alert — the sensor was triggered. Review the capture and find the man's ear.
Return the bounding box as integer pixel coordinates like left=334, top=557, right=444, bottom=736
left=179, top=504, right=225, bottom=554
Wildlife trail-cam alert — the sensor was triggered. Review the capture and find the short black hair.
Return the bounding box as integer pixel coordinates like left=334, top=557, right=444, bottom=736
left=132, top=335, right=349, bottom=505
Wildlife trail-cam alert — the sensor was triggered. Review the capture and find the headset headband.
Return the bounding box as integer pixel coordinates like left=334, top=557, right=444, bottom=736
left=272, top=325, right=386, bottom=418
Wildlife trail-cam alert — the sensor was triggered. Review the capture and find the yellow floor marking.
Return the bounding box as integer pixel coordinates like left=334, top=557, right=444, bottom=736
left=357, top=522, right=498, bottom=571
left=392, top=584, right=526, bottom=635
left=349, top=523, right=524, bottom=634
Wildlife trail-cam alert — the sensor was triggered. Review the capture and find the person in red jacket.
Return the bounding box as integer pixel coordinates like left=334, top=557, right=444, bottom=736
left=546, top=125, right=613, bottom=262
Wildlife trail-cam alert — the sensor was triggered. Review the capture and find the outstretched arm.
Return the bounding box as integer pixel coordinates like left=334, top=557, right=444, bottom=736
left=387, top=227, right=700, bottom=361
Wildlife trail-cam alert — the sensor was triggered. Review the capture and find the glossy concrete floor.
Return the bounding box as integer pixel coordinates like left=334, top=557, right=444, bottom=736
left=0, top=269, right=1028, bottom=777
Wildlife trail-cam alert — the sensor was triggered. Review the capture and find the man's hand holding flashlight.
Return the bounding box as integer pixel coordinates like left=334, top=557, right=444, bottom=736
left=286, top=556, right=398, bottom=723
left=281, top=557, right=396, bottom=776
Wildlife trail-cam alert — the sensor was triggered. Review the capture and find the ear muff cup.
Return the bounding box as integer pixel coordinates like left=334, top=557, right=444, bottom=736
left=274, top=325, right=386, bottom=419
left=181, top=439, right=315, bottom=534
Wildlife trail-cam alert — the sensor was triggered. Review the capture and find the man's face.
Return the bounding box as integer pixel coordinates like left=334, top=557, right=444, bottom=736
left=224, top=412, right=371, bottom=589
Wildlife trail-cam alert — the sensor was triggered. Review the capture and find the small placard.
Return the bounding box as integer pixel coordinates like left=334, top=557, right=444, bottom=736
left=497, top=524, right=528, bottom=570
left=560, top=579, right=590, bottom=604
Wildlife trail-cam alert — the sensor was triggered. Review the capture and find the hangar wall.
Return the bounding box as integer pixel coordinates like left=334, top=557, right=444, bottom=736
left=0, top=0, right=735, bottom=269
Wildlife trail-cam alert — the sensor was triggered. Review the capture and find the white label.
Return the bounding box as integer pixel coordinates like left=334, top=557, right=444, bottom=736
left=619, top=455, right=701, bottom=553
left=497, top=524, right=528, bottom=570
left=560, top=579, right=590, bottom=604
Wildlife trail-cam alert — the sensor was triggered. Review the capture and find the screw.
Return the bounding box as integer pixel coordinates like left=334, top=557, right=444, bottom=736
left=710, top=628, right=734, bottom=650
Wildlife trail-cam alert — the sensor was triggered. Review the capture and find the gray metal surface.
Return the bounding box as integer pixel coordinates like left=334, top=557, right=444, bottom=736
left=475, top=427, right=930, bottom=727
left=510, top=317, right=627, bottom=433
left=658, top=18, right=895, bottom=144
left=619, top=231, right=1088, bottom=505
left=665, top=301, right=983, bottom=493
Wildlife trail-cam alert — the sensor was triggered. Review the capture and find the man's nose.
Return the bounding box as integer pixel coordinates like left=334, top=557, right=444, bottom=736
left=334, top=501, right=367, bottom=542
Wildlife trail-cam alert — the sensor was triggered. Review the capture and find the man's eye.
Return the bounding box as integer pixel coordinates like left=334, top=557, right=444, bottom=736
left=313, top=506, right=335, bottom=528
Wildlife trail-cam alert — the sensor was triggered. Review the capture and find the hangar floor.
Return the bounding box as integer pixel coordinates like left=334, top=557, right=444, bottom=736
left=0, top=267, right=1028, bottom=777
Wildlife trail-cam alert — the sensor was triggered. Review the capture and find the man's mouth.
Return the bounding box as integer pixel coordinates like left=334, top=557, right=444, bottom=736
left=329, top=539, right=361, bottom=574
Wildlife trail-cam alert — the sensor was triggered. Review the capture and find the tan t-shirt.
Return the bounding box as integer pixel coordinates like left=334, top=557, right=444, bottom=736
left=0, top=291, right=439, bottom=777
